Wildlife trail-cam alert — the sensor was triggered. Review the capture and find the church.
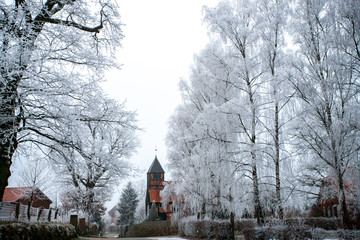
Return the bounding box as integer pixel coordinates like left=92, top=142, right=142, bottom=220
left=145, top=155, right=173, bottom=221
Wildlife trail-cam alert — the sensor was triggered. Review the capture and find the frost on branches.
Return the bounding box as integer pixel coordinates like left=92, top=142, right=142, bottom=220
left=166, top=0, right=359, bottom=228
left=0, top=0, right=123, bottom=200
left=61, top=187, right=107, bottom=224
left=289, top=0, right=360, bottom=228
left=55, top=93, right=139, bottom=223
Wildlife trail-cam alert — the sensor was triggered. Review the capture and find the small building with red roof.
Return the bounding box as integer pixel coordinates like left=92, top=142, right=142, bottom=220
left=317, top=169, right=358, bottom=218
left=310, top=168, right=360, bottom=228
left=145, top=156, right=174, bottom=221
left=2, top=187, right=52, bottom=209
left=108, top=205, right=119, bottom=224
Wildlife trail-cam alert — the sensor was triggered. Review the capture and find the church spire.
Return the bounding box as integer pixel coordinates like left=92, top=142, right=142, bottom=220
left=147, top=153, right=165, bottom=173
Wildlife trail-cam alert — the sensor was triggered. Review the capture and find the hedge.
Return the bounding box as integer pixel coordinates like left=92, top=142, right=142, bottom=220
left=235, top=218, right=360, bottom=240
left=236, top=218, right=341, bottom=232
left=243, top=227, right=360, bottom=240
left=179, top=218, right=233, bottom=240
left=125, top=220, right=178, bottom=237
left=0, top=222, right=76, bottom=240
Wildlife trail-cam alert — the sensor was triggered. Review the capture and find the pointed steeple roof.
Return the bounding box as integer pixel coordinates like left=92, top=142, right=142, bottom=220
left=147, top=156, right=165, bottom=173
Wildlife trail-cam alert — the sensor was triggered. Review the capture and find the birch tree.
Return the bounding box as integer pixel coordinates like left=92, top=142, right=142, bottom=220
left=166, top=44, right=238, bottom=219
left=204, top=0, right=267, bottom=224
left=0, top=0, right=122, bottom=200
left=290, top=0, right=360, bottom=228
left=257, top=0, right=292, bottom=219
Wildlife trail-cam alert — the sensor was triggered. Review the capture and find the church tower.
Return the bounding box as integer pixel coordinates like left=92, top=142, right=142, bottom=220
left=147, top=155, right=165, bottom=190
left=145, top=154, right=166, bottom=220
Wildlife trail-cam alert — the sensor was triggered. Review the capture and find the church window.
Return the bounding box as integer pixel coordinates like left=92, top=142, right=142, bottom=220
left=153, top=173, right=162, bottom=181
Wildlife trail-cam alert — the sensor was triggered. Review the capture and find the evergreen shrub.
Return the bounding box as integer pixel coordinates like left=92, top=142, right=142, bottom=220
left=179, top=218, right=233, bottom=240
left=235, top=219, right=256, bottom=231
left=303, top=217, right=340, bottom=230
left=0, top=222, right=76, bottom=240
left=125, top=220, right=177, bottom=237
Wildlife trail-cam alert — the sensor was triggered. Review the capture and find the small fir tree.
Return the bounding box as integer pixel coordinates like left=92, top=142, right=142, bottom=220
left=117, top=182, right=139, bottom=225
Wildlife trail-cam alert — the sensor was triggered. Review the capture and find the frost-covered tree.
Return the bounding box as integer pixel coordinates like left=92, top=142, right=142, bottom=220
left=166, top=0, right=359, bottom=227
left=290, top=0, right=360, bottom=228
left=117, top=182, right=139, bottom=226
left=0, top=0, right=122, bottom=200
left=15, top=148, right=54, bottom=193
left=51, top=92, right=139, bottom=222
left=165, top=42, right=240, bottom=219
left=256, top=0, right=292, bottom=219
left=60, top=186, right=107, bottom=224
left=133, top=178, right=146, bottom=223
left=204, top=0, right=269, bottom=225
left=13, top=147, right=55, bottom=220
left=167, top=0, right=295, bottom=224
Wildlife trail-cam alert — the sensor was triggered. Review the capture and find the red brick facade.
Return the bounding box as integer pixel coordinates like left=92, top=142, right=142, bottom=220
left=145, top=156, right=173, bottom=221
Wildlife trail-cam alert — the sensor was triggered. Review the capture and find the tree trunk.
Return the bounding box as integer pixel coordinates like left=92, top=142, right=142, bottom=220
left=27, top=201, right=31, bottom=220
left=0, top=150, right=14, bottom=201
left=0, top=88, right=19, bottom=201
left=252, top=162, right=264, bottom=226
left=274, top=103, right=284, bottom=219
left=0, top=8, right=47, bottom=201
left=248, top=78, right=264, bottom=226
left=230, top=212, right=235, bottom=240
left=201, top=201, right=206, bottom=219
left=337, top=168, right=350, bottom=228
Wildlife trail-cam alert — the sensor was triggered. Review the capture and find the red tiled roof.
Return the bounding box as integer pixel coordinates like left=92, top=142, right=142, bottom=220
left=3, top=187, right=52, bottom=204
left=108, top=205, right=117, bottom=217
left=3, top=187, right=32, bottom=202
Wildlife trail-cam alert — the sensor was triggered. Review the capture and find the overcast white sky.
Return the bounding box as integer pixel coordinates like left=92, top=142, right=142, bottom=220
left=101, top=0, right=222, bottom=207
left=104, top=0, right=220, bottom=176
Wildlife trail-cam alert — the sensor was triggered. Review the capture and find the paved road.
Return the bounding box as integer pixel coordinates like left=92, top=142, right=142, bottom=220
left=79, top=238, right=185, bottom=240
left=78, top=235, right=186, bottom=240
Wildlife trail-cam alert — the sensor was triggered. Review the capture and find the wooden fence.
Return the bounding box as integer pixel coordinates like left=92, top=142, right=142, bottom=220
left=0, top=202, right=60, bottom=222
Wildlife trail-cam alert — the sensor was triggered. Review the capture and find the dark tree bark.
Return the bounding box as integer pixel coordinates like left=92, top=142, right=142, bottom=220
left=0, top=82, right=20, bottom=201
left=274, top=102, right=283, bottom=219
